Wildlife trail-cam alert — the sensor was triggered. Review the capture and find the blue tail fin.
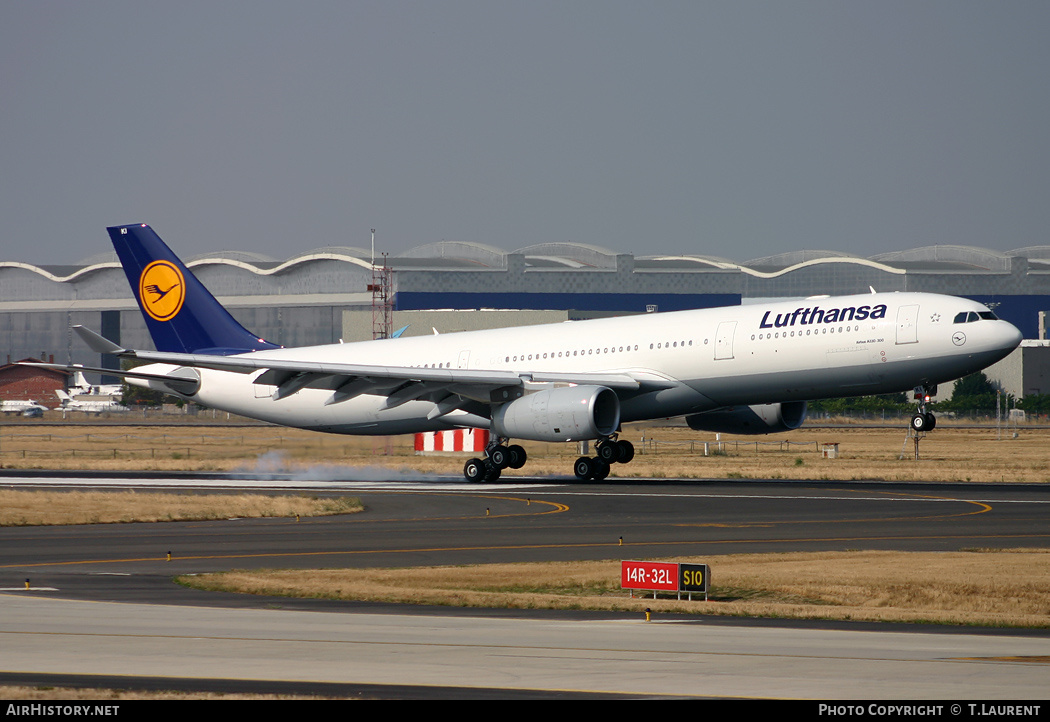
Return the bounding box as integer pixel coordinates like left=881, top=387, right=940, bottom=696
left=108, top=224, right=280, bottom=355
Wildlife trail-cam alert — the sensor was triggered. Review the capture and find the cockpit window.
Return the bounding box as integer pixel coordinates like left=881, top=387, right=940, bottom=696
left=954, top=310, right=1000, bottom=323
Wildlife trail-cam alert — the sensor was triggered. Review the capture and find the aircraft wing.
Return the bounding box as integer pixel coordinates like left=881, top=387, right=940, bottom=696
left=29, top=325, right=676, bottom=414
left=124, top=349, right=670, bottom=405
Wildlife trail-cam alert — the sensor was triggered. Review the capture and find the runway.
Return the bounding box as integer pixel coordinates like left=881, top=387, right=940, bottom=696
left=2, top=471, right=1049, bottom=698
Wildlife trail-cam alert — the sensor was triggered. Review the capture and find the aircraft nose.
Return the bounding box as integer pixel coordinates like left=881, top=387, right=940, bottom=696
left=997, top=320, right=1023, bottom=350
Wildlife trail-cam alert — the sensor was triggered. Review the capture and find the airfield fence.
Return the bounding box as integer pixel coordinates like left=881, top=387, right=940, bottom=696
left=0, top=429, right=369, bottom=462
left=0, top=413, right=1037, bottom=465
left=0, top=428, right=832, bottom=463
left=639, top=438, right=821, bottom=456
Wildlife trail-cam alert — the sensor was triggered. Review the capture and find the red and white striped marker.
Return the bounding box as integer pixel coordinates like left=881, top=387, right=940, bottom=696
left=414, top=429, right=489, bottom=454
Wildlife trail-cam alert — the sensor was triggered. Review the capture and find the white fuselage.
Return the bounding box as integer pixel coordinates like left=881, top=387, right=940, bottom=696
left=131, top=292, right=1021, bottom=436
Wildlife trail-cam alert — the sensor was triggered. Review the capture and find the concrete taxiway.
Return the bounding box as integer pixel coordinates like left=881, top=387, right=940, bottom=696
left=3, top=594, right=1050, bottom=699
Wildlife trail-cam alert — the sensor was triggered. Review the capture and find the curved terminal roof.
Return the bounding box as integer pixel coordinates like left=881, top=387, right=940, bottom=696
left=1007, top=247, right=1050, bottom=271
left=870, top=245, right=1013, bottom=272
left=187, top=250, right=278, bottom=264
left=299, top=246, right=372, bottom=260
left=396, top=241, right=507, bottom=268
left=75, top=251, right=120, bottom=266
left=513, top=242, right=620, bottom=269
left=635, top=254, right=740, bottom=271
left=744, top=250, right=861, bottom=271
left=5, top=242, right=1048, bottom=284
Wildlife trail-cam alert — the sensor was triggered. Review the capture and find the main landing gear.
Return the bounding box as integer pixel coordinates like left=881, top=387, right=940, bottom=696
left=910, top=385, right=937, bottom=432
left=574, top=436, right=635, bottom=482
left=462, top=434, right=636, bottom=482
left=463, top=437, right=527, bottom=483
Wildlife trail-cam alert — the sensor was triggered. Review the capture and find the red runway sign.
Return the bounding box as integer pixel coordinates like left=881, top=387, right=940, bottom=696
left=621, top=561, right=710, bottom=596
left=621, top=561, right=679, bottom=591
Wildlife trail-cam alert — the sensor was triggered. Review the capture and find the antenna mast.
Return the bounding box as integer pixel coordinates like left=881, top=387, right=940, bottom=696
left=368, top=229, right=393, bottom=340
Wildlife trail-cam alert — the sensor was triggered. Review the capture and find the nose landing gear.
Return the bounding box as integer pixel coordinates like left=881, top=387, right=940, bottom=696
left=910, top=385, right=937, bottom=432
left=902, top=384, right=938, bottom=461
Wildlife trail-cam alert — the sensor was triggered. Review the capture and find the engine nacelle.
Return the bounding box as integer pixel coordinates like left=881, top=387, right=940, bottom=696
left=492, top=385, right=620, bottom=442
left=685, top=401, right=807, bottom=435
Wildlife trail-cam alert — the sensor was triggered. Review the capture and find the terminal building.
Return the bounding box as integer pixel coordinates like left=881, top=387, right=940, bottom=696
left=2, top=241, right=1048, bottom=398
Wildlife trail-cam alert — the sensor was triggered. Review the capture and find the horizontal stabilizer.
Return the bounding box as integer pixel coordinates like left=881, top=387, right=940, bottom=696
left=73, top=325, right=126, bottom=355
left=19, top=362, right=201, bottom=396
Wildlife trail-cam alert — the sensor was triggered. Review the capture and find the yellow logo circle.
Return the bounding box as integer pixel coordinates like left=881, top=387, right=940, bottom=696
left=138, top=261, right=186, bottom=322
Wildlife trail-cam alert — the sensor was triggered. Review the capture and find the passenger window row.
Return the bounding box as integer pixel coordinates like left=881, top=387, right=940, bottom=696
left=504, top=340, right=699, bottom=364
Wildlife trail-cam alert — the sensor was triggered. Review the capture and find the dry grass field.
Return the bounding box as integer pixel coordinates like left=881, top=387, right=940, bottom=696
left=0, top=687, right=320, bottom=701
left=180, top=549, right=1050, bottom=628
left=0, top=489, right=361, bottom=526
left=0, top=418, right=1046, bottom=483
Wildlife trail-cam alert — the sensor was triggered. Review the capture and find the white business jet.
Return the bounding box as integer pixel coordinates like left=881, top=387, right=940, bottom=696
left=54, top=389, right=129, bottom=415
left=0, top=399, right=50, bottom=416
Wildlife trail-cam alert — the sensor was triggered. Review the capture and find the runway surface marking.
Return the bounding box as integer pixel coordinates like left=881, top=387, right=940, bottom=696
left=541, top=490, right=1050, bottom=504
left=0, top=476, right=552, bottom=492
left=6, top=474, right=1050, bottom=505
left=6, top=533, right=1050, bottom=570
left=678, top=489, right=994, bottom=527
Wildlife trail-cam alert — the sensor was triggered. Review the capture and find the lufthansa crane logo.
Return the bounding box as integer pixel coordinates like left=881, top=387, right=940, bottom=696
left=138, top=261, right=185, bottom=322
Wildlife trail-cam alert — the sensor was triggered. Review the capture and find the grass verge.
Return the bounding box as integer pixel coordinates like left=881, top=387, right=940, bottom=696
left=177, top=549, right=1050, bottom=628
left=0, top=489, right=361, bottom=526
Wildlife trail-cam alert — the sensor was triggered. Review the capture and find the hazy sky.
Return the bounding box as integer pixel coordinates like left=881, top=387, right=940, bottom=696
left=2, top=1, right=1048, bottom=265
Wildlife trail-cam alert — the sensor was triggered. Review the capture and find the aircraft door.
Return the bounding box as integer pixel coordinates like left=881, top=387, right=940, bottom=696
left=457, top=350, right=471, bottom=369
left=896, top=305, right=919, bottom=345
left=714, top=321, right=737, bottom=360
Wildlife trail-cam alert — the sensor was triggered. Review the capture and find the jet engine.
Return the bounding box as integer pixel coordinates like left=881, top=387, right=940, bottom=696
left=685, top=401, right=807, bottom=435
left=492, top=385, right=620, bottom=442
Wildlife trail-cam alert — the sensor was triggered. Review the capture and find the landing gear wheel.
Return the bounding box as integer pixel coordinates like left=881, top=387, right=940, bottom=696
left=596, top=438, right=634, bottom=465
left=464, top=458, right=487, bottom=483
left=483, top=461, right=502, bottom=482
left=911, top=383, right=937, bottom=434
left=616, top=440, right=635, bottom=464
left=489, top=445, right=510, bottom=469
left=591, top=458, right=610, bottom=481
left=507, top=444, right=527, bottom=469
left=597, top=441, right=618, bottom=463
left=573, top=456, right=595, bottom=481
